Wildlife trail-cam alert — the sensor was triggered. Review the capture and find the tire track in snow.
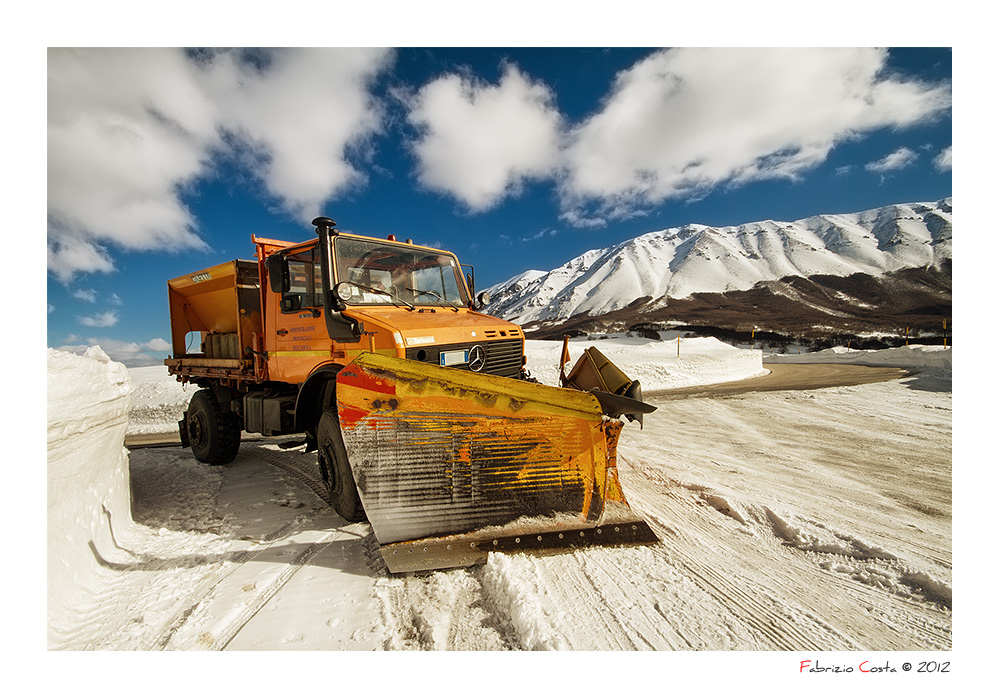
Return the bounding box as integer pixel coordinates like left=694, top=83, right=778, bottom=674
left=635, top=485, right=844, bottom=650
left=558, top=545, right=724, bottom=649
left=480, top=539, right=775, bottom=650
left=241, top=443, right=521, bottom=649
left=624, top=451, right=950, bottom=650
left=623, top=458, right=864, bottom=649
left=125, top=445, right=358, bottom=649
left=151, top=509, right=340, bottom=650
left=244, top=442, right=330, bottom=504
left=246, top=444, right=523, bottom=649
left=192, top=532, right=341, bottom=650
left=201, top=442, right=518, bottom=650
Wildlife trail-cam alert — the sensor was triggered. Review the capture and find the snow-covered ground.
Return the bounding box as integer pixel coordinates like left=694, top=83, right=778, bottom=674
left=46, top=336, right=961, bottom=680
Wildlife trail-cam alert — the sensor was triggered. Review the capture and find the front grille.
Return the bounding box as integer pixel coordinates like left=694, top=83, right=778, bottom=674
left=405, top=338, right=523, bottom=379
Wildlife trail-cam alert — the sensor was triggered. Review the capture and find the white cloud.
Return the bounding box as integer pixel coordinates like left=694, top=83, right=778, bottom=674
left=521, top=228, right=557, bottom=242
left=865, top=146, right=919, bottom=174
left=199, top=48, right=393, bottom=218
left=401, top=49, right=949, bottom=226
left=405, top=65, right=563, bottom=211
left=48, top=49, right=214, bottom=282
left=48, top=48, right=393, bottom=282
left=559, top=48, right=951, bottom=224
left=558, top=208, right=606, bottom=229
left=78, top=310, right=119, bottom=327
left=144, top=337, right=171, bottom=352
left=934, top=145, right=952, bottom=171
left=72, top=288, right=97, bottom=302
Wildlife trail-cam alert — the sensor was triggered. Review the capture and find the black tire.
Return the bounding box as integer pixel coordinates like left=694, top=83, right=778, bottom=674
left=186, top=389, right=241, bottom=465
left=317, top=409, right=365, bottom=522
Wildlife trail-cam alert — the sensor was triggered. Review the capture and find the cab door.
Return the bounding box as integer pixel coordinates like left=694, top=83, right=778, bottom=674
left=267, top=245, right=331, bottom=383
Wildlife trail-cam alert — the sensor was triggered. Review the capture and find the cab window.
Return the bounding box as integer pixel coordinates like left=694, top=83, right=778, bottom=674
left=334, top=237, right=469, bottom=307
left=281, top=247, right=323, bottom=312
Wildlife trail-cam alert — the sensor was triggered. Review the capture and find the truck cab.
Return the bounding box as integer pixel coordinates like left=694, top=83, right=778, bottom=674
left=257, top=218, right=526, bottom=386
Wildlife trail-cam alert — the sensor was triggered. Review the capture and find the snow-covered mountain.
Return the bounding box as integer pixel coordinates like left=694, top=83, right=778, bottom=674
left=484, top=198, right=952, bottom=328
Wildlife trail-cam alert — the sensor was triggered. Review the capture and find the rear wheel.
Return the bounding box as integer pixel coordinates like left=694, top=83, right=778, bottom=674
left=186, top=389, right=241, bottom=465
left=317, top=409, right=365, bottom=521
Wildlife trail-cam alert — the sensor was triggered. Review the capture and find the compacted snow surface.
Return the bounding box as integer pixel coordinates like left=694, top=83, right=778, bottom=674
left=46, top=337, right=954, bottom=662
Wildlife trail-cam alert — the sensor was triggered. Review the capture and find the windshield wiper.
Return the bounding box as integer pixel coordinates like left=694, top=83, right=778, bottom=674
left=352, top=284, right=415, bottom=310
left=407, top=287, right=460, bottom=312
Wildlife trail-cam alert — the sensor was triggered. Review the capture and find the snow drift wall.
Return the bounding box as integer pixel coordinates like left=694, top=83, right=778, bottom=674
left=765, top=344, right=952, bottom=371
left=525, top=335, right=767, bottom=390
left=47, top=347, right=135, bottom=648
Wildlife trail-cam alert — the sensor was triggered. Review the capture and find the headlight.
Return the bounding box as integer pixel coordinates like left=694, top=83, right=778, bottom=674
left=477, top=291, right=491, bottom=307
left=335, top=282, right=356, bottom=302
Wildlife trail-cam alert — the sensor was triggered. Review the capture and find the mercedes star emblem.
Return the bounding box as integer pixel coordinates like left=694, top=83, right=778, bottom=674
left=468, top=345, right=486, bottom=372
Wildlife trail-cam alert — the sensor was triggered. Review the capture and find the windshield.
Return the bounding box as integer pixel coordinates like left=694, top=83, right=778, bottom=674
left=334, top=237, right=469, bottom=308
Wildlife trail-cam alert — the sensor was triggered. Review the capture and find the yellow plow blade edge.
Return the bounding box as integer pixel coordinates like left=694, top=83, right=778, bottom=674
left=336, top=352, right=656, bottom=573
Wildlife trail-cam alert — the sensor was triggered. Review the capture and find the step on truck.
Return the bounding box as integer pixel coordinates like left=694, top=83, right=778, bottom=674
left=165, top=217, right=657, bottom=572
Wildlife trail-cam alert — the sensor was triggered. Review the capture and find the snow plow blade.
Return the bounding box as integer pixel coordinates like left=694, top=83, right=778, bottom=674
left=335, top=352, right=657, bottom=573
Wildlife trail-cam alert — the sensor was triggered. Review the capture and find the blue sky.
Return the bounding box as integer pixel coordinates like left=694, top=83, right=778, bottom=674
left=47, top=47, right=952, bottom=365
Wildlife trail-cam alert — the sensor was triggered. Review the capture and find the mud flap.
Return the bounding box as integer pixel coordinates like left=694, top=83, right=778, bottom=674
left=178, top=416, right=189, bottom=448
left=335, top=353, right=656, bottom=573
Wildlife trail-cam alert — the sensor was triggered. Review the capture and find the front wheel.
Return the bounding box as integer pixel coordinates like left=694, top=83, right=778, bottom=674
left=186, top=389, right=241, bottom=465
left=317, top=410, right=365, bottom=522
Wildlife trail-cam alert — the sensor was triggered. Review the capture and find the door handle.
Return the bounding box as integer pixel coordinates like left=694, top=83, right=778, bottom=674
left=276, top=329, right=288, bottom=336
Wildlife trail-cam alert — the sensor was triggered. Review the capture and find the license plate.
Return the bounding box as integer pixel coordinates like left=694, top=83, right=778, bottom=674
left=440, top=350, right=468, bottom=367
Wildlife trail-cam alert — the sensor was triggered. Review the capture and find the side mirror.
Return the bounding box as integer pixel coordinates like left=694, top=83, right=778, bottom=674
left=280, top=295, right=302, bottom=313
left=266, top=254, right=290, bottom=293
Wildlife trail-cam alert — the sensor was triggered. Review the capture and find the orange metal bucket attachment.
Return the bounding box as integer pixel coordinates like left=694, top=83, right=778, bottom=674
left=335, top=353, right=654, bottom=570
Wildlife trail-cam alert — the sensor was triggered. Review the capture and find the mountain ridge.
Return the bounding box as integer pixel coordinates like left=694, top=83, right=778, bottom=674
left=483, top=198, right=952, bottom=338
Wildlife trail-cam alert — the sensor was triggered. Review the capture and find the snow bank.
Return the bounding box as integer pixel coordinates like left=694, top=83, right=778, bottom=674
left=126, top=364, right=191, bottom=435
left=47, top=347, right=135, bottom=647
left=525, top=334, right=767, bottom=390
left=765, top=344, right=951, bottom=371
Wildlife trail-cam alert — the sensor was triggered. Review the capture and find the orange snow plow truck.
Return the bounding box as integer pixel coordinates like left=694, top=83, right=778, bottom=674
left=165, top=217, right=656, bottom=572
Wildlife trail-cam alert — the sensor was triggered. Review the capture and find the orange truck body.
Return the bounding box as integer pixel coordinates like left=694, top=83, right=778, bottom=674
left=166, top=232, right=523, bottom=391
